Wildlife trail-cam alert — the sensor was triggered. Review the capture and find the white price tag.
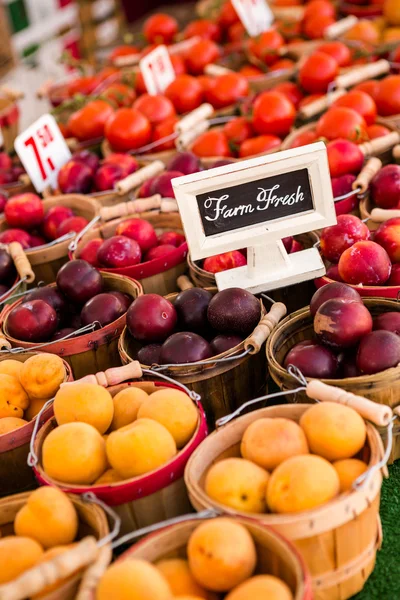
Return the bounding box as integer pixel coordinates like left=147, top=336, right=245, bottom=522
left=14, top=114, right=72, bottom=193
left=231, top=0, right=274, bottom=37
left=140, top=45, right=176, bottom=96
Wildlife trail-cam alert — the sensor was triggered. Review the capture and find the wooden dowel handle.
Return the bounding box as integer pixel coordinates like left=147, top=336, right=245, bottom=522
left=0, top=85, right=24, bottom=101
left=306, top=380, right=392, bottom=427
left=100, top=195, right=162, bottom=221
left=279, top=40, right=319, bottom=58
left=245, top=302, right=287, bottom=355
left=8, top=242, right=35, bottom=283
left=66, top=361, right=143, bottom=387
left=177, top=120, right=210, bottom=150
left=370, top=207, right=400, bottom=222
left=160, top=198, right=178, bottom=212
left=177, top=275, right=194, bottom=290
left=334, top=60, right=390, bottom=89
left=116, top=161, right=165, bottom=195
left=204, top=64, right=232, bottom=77
left=353, top=157, right=382, bottom=194
left=75, top=545, right=112, bottom=600
left=113, top=54, right=141, bottom=67
left=175, top=103, right=214, bottom=134
left=359, top=131, right=400, bottom=157
left=393, top=144, right=400, bottom=161
left=0, top=537, right=99, bottom=600
left=298, top=89, right=346, bottom=120
left=0, top=337, right=11, bottom=350
left=272, top=5, right=304, bottom=20
left=324, top=16, right=358, bottom=40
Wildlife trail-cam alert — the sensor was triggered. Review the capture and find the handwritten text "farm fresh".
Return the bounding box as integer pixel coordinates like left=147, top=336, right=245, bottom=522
left=203, top=185, right=305, bottom=222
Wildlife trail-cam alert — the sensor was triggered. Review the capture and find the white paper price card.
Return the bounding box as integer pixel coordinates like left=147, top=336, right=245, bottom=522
left=140, top=45, right=176, bottom=96
left=15, top=114, right=71, bottom=193
left=231, top=0, right=274, bottom=37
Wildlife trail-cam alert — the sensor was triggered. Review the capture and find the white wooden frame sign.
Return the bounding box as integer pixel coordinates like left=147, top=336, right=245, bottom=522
left=172, top=142, right=337, bottom=294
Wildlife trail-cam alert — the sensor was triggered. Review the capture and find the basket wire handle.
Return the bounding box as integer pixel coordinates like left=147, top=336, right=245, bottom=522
left=111, top=509, right=219, bottom=550
left=68, top=216, right=101, bottom=253
left=81, top=492, right=121, bottom=547
left=142, top=368, right=201, bottom=404
left=0, top=275, right=28, bottom=305
left=352, top=418, right=393, bottom=492
left=27, top=398, right=54, bottom=467
left=0, top=322, right=101, bottom=354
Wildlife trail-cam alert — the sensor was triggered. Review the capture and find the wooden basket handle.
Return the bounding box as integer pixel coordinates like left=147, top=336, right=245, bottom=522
left=359, top=131, right=400, bottom=158
left=100, top=195, right=162, bottom=221
left=334, top=59, right=390, bottom=89
left=204, top=64, right=233, bottom=77
left=272, top=5, right=304, bottom=20
left=393, top=144, right=400, bottom=161
left=0, top=537, right=99, bottom=600
left=160, top=198, right=179, bottom=212
left=369, top=207, right=400, bottom=222
left=177, top=275, right=194, bottom=290
left=353, top=157, right=382, bottom=194
left=298, top=89, right=346, bottom=120
left=279, top=40, right=319, bottom=58
left=306, top=380, right=392, bottom=427
left=0, top=336, right=11, bottom=350
left=64, top=362, right=143, bottom=387
left=177, top=120, right=210, bottom=151
left=116, top=161, right=165, bottom=195
left=324, top=15, right=358, bottom=39
left=175, top=103, right=214, bottom=133
left=245, top=302, right=287, bottom=355
left=8, top=242, right=35, bottom=283
left=0, top=85, right=24, bottom=101
left=75, top=545, right=112, bottom=600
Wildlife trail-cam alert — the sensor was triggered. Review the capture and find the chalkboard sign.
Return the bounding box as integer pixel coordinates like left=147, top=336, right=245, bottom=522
left=197, top=168, right=314, bottom=237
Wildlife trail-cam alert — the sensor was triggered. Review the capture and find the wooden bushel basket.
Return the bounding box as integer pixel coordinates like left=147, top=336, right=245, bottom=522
left=185, top=398, right=388, bottom=600
left=0, top=272, right=142, bottom=379
left=32, top=379, right=207, bottom=535
left=113, top=514, right=313, bottom=600
left=0, top=195, right=101, bottom=285
left=119, top=289, right=287, bottom=425
left=0, top=491, right=111, bottom=600
left=0, top=352, right=73, bottom=497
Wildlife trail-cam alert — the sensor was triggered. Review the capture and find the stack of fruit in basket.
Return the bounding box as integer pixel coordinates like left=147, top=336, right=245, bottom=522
left=0, top=354, right=66, bottom=430
left=5, top=260, right=133, bottom=343
left=286, top=282, right=400, bottom=378
left=126, top=287, right=261, bottom=365
left=40, top=381, right=198, bottom=486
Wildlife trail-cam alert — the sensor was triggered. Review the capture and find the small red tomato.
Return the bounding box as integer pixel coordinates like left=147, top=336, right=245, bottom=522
left=184, top=39, right=220, bottom=75
left=316, top=107, right=368, bottom=143
left=223, top=117, right=254, bottom=145
left=299, top=52, right=339, bottom=94
left=274, top=82, right=304, bottom=108
left=105, top=108, right=152, bottom=152
left=101, top=83, right=136, bottom=107
left=191, top=130, right=233, bottom=158
left=247, top=29, right=285, bottom=66
left=165, top=75, right=204, bottom=113
left=183, top=19, right=221, bottom=42
left=317, top=41, right=351, bottom=67
left=239, top=135, right=281, bottom=157
left=143, top=13, right=178, bottom=44
left=68, top=100, right=114, bottom=141
left=205, top=73, right=249, bottom=109
left=152, top=117, right=179, bottom=151
left=133, top=94, right=176, bottom=126
left=333, top=90, right=377, bottom=125
left=252, top=91, right=296, bottom=137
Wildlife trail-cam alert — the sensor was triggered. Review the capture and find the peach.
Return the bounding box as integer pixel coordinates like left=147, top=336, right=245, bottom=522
left=374, top=217, right=400, bottom=262
left=374, top=311, right=400, bottom=335
left=0, top=152, right=12, bottom=170
left=205, top=457, right=269, bottom=513
left=241, top=417, right=309, bottom=471
left=94, top=468, right=122, bottom=485
left=225, top=575, right=293, bottom=600
left=110, top=386, right=149, bottom=430
left=20, top=353, right=66, bottom=400
left=158, top=231, right=185, bottom=247
left=94, top=163, right=124, bottom=192
left=0, top=192, right=7, bottom=213
left=97, top=235, right=142, bottom=268
left=0, top=359, right=23, bottom=379
left=42, top=422, right=108, bottom=485
left=331, top=174, right=357, bottom=199
left=97, top=559, right=173, bottom=600
left=42, top=206, right=74, bottom=241
left=14, top=486, right=78, bottom=549
left=106, top=418, right=177, bottom=478
left=0, top=417, right=27, bottom=434
left=333, top=458, right=368, bottom=492
left=0, top=537, right=43, bottom=583
left=5, top=193, right=44, bottom=230
left=0, top=228, right=31, bottom=248
left=388, top=263, right=400, bottom=285
left=137, top=388, right=198, bottom=448
left=57, top=215, right=89, bottom=237
left=356, top=330, right=400, bottom=374
left=25, top=398, right=48, bottom=421
left=326, top=139, right=364, bottom=178
left=300, top=402, right=366, bottom=461
left=338, top=241, right=392, bottom=285
left=58, top=160, right=93, bottom=194
left=145, top=244, right=175, bottom=261
left=370, top=164, right=400, bottom=209
left=314, top=299, right=373, bottom=349
left=0, top=374, right=29, bottom=418
left=54, top=382, right=114, bottom=434
left=203, top=251, right=246, bottom=273
left=320, top=215, right=370, bottom=263
left=267, top=454, right=340, bottom=513
left=103, top=153, right=139, bottom=176
left=79, top=238, right=103, bottom=267
left=115, top=218, right=157, bottom=253
left=156, top=559, right=217, bottom=600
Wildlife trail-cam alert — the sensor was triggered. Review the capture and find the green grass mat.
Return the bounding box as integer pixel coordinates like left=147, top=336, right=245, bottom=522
left=352, top=461, right=400, bottom=599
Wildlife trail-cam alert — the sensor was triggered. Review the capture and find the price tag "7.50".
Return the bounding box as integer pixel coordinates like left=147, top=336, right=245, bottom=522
left=14, top=114, right=71, bottom=193
left=231, top=0, right=274, bottom=37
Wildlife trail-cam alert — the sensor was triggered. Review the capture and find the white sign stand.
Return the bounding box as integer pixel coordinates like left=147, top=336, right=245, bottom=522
left=172, top=143, right=337, bottom=294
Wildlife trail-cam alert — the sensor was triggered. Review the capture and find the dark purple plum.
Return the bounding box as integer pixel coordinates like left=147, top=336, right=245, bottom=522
left=0, top=248, right=16, bottom=283
left=127, top=294, right=177, bottom=342
left=357, top=330, right=400, bottom=374
left=25, top=287, right=67, bottom=323
left=56, top=260, right=103, bottom=305
left=7, top=299, right=58, bottom=342
left=108, top=291, right=132, bottom=312
left=52, top=327, right=77, bottom=341
left=81, top=292, right=127, bottom=327
left=210, top=334, right=243, bottom=354
left=137, top=344, right=162, bottom=365
left=174, top=288, right=213, bottom=332
left=166, top=151, right=202, bottom=175
left=160, top=332, right=212, bottom=364
left=373, top=312, right=400, bottom=336
left=342, top=352, right=361, bottom=378
left=210, top=159, right=234, bottom=168
left=72, top=150, right=99, bottom=174
left=207, top=288, right=261, bottom=336
left=314, top=299, right=373, bottom=349
left=310, top=282, right=362, bottom=316
left=284, top=340, right=338, bottom=379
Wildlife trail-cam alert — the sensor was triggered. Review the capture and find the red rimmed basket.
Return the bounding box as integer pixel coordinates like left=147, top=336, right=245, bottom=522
left=0, top=352, right=73, bottom=497
left=32, top=379, right=208, bottom=534
left=340, top=2, right=383, bottom=17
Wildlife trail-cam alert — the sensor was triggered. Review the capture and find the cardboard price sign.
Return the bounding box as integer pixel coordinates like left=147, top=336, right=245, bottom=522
left=140, top=45, right=176, bottom=96
left=14, top=114, right=71, bottom=193
left=231, top=0, right=274, bottom=37
left=172, top=143, right=337, bottom=294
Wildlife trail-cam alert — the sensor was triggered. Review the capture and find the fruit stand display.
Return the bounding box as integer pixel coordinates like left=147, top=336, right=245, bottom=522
left=0, top=0, right=400, bottom=598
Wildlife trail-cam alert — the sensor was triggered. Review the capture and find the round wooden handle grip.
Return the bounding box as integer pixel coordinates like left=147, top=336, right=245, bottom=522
left=324, top=15, right=358, bottom=39
left=116, top=161, right=165, bottom=195
left=75, top=545, right=112, bottom=600
left=279, top=40, right=319, bottom=58
left=393, top=145, right=400, bottom=161
left=175, top=103, right=214, bottom=134
left=298, top=89, right=345, bottom=120
left=114, top=54, right=140, bottom=67
left=68, top=361, right=143, bottom=386
left=245, top=302, right=287, bottom=355
left=370, top=207, right=400, bottom=222
left=204, top=64, right=232, bottom=77
left=0, top=537, right=99, bottom=600
left=100, top=195, right=162, bottom=221
left=334, top=59, right=390, bottom=89
left=177, top=275, right=194, bottom=290
left=306, top=380, right=392, bottom=427
left=177, top=120, right=210, bottom=150
left=8, top=242, right=35, bottom=283
left=353, top=157, right=382, bottom=194
left=0, top=337, right=11, bottom=350
left=161, top=198, right=178, bottom=213
left=359, top=131, right=400, bottom=157
left=272, top=5, right=304, bottom=20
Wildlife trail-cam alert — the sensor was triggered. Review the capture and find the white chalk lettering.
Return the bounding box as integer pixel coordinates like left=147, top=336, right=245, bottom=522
left=203, top=195, right=254, bottom=221
left=256, top=185, right=304, bottom=211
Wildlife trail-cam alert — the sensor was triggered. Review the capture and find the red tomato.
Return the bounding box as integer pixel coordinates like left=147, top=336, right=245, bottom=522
left=239, top=65, right=264, bottom=78
left=375, top=76, right=400, bottom=117
left=101, top=83, right=136, bottom=107
left=152, top=117, right=179, bottom=150
left=133, top=94, right=176, bottom=126
left=67, top=76, right=98, bottom=97
left=184, top=39, right=220, bottom=75
left=205, top=73, right=249, bottom=108
left=239, top=135, right=281, bottom=157
left=143, top=13, right=178, bottom=44
left=134, top=71, right=147, bottom=95
left=105, top=108, right=152, bottom=151
left=191, top=130, right=233, bottom=158
left=316, top=107, right=368, bottom=143
left=247, top=30, right=285, bottom=66
left=366, top=124, right=391, bottom=139
left=274, top=82, right=304, bottom=108
left=269, top=58, right=295, bottom=72
left=303, top=0, right=335, bottom=20
left=68, top=100, right=114, bottom=141
left=197, top=75, right=215, bottom=93
left=298, top=94, right=323, bottom=109
left=252, top=91, right=296, bottom=137
left=333, top=90, right=377, bottom=125
left=354, top=80, right=380, bottom=101
left=170, top=54, right=186, bottom=76
left=227, top=22, right=246, bottom=42
left=109, top=45, right=140, bottom=62
left=183, top=19, right=221, bottom=42
left=288, top=130, right=319, bottom=149
left=302, top=15, right=335, bottom=39
left=317, top=41, right=352, bottom=67
left=223, top=117, right=254, bottom=145
left=217, top=0, right=240, bottom=30
left=299, top=52, right=339, bottom=93
left=165, top=75, right=204, bottom=113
